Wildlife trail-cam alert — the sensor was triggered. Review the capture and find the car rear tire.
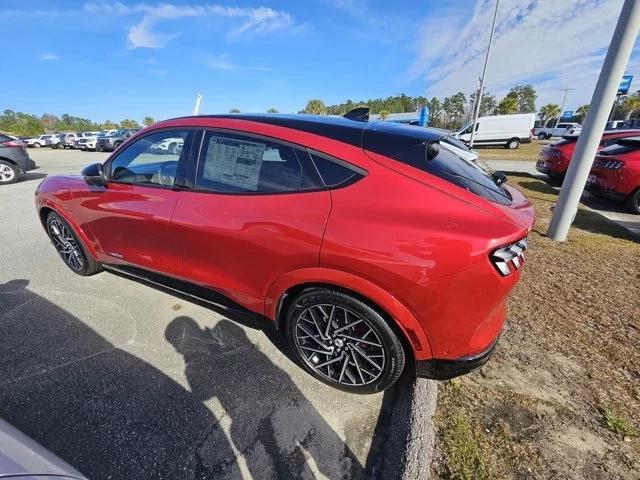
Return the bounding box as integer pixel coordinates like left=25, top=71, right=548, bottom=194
left=285, top=288, right=405, bottom=393
left=33, top=142, right=41, bottom=148
left=46, top=212, right=102, bottom=276
left=624, top=188, right=640, bottom=214
left=0, top=160, right=19, bottom=185
left=114, top=141, right=122, bottom=149
left=506, top=138, right=520, bottom=149
left=537, top=133, right=546, bottom=140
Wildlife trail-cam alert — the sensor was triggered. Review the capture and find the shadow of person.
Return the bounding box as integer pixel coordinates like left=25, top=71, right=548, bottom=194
left=0, top=279, right=241, bottom=480
left=166, top=316, right=366, bottom=480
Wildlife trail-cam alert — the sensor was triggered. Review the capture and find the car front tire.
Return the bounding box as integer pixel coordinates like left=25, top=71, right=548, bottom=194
left=285, top=288, right=405, bottom=393
left=46, top=211, right=102, bottom=276
left=537, top=133, right=546, bottom=140
left=33, top=142, right=41, bottom=148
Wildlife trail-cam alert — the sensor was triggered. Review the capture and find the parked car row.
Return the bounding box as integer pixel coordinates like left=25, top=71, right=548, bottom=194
left=22, top=129, right=140, bottom=152
left=536, top=129, right=640, bottom=213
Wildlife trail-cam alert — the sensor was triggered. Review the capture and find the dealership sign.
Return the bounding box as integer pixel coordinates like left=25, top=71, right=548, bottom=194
left=618, top=74, right=633, bottom=95
left=562, top=111, right=573, bottom=119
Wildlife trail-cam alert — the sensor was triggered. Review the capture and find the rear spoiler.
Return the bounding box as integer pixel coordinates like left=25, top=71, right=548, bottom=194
left=343, top=107, right=370, bottom=122
left=616, top=137, right=640, bottom=147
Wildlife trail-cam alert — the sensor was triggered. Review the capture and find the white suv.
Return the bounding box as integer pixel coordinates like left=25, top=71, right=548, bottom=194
left=24, top=135, right=55, bottom=148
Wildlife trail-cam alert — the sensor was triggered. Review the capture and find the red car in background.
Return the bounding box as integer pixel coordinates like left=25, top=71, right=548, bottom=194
left=35, top=114, right=534, bottom=393
left=536, top=129, right=640, bottom=182
left=586, top=136, right=640, bottom=214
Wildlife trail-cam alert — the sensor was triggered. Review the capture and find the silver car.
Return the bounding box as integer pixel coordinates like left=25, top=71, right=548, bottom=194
left=0, top=417, right=86, bottom=479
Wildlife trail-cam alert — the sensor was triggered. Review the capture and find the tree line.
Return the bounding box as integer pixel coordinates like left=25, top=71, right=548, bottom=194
left=299, top=86, right=539, bottom=130
left=0, top=110, right=156, bottom=136
left=299, top=86, right=640, bottom=130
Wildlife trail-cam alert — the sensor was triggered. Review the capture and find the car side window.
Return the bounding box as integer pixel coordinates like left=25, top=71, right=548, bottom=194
left=108, top=130, right=189, bottom=187
left=196, top=132, right=323, bottom=193
left=309, top=153, right=363, bottom=187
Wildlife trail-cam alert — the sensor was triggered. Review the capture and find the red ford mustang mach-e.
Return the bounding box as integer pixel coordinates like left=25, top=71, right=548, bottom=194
left=35, top=114, right=534, bottom=393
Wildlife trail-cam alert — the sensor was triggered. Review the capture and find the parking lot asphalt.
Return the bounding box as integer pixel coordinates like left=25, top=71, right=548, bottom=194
left=486, top=159, right=640, bottom=237
left=0, top=148, right=395, bottom=479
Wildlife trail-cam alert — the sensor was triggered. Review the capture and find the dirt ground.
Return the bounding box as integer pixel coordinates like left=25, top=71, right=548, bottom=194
left=432, top=175, right=640, bottom=480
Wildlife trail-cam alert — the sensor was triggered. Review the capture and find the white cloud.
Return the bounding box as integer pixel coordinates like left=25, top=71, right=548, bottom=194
left=207, top=53, right=271, bottom=71
left=84, top=2, right=295, bottom=49
left=411, top=0, right=636, bottom=109
left=37, top=53, right=59, bottom=61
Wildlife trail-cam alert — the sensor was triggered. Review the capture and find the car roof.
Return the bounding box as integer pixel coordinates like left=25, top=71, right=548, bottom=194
left=165, top=114, right=445, bottom=157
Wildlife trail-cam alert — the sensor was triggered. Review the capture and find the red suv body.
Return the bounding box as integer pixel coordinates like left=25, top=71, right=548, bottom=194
left=586, top=136, right=640, bottom=214
left=35, top=115, right=534, bottom=392
left=536, top=129, right=640, bottom=180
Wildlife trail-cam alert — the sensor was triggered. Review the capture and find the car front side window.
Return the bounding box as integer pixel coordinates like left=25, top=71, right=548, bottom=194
left=195, top=132, right=323, bottom=194
left=108, top=130, right=190, bottom=187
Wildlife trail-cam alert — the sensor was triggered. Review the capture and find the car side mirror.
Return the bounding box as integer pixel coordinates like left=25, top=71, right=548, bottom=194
left=81, top=162, right=107, bottom=187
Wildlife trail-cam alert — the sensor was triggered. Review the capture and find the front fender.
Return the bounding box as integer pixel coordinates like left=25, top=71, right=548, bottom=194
left=264, top=267, right=433, bottom=360
left=36, top=197, right=101, bottom=262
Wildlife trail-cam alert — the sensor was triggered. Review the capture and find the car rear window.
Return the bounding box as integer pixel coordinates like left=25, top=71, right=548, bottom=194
left=391, top=142, right=512, bottom=205
left=598, top=144, right=639, bottom=156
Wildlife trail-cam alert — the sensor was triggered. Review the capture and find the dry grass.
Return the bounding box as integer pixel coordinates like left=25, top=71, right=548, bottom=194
left=432, top=175, right=640, bottom=480
left=476, top=140, right=544, bottom=161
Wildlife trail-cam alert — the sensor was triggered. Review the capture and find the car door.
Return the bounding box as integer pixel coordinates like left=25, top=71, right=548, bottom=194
left=78, top=129, right=194, bottom=277
left=171, top=129, right=332, bottom=314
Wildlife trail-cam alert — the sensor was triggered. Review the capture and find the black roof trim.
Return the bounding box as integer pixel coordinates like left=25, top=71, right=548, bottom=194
left=164, top=113, right=445, bottom=158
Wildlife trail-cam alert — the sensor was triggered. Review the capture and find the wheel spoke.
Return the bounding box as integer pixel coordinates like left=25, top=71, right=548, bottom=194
left=352, top=344, right=383, bottom=371
left=349, top=346, right=366, bottom=385
left=333, top=319, right=363, bottom=333
left=324, top=305, right=336, bottom=338
left=340, top=334, right=382, bottom=348
left=308, top=307, right=327, bottom=340
left=338, top=352, right=351, bottom=383
left=298, top=345, right=333, bottom=355
left=297, top=324, right=331, bottom=350
left=315, top=353, right=345, bottom=369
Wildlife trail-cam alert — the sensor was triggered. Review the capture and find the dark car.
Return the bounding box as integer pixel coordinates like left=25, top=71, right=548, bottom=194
left=0, top=133, right=38, bottom=184
left=96, top=128, right=139, bottom=152
left=35, top=114, right=534, bottom=393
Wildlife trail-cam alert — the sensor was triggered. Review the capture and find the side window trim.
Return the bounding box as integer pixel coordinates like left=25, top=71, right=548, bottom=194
left=191, top=128, right=325, bottom=196
left=306, top=148, right=368, bottom=179
left=104, top=127, right=196, bottom=190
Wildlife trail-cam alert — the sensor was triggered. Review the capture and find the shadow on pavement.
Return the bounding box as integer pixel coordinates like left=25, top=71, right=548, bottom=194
left=0, top=279, right=369, bottom=479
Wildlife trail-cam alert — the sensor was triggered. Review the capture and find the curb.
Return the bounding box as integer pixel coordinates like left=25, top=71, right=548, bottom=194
left=380, top=377, right=438, bottom=479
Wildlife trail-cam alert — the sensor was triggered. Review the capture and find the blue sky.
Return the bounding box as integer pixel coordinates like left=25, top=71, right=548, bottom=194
left=2, top=0, right=637, bottom=123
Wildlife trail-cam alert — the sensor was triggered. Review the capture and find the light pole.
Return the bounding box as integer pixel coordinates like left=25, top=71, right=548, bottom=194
left=193, top=93, right=203, bottom=116
left=548, top=0, right=640, bottom=241
left=469, top=0, right=499, bottom=148
left=556, top=88, right=575, bottom=126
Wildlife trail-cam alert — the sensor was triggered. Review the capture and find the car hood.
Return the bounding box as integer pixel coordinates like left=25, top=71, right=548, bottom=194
left=0, top=419, right=86, bottom=479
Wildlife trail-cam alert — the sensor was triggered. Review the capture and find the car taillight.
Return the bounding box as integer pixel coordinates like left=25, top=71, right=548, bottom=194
left=594, top=156, right=624, bottom=169
left=490, top=237, right=528, bottom=276
left=542, top=147, right=561, bottom=158
left=1, top=140, right=23, bottom=147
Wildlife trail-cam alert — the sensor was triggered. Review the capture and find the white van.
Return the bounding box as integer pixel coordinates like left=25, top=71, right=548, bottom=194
left=455, top=113, right=535, bottom=149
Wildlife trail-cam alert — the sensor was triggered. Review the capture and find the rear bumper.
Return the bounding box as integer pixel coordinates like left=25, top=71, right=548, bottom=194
left=536, top=158, right=566, bottom=176
left=585, top=182, right=627, bottom=202
left=415, top=334, right=500, bottom=380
